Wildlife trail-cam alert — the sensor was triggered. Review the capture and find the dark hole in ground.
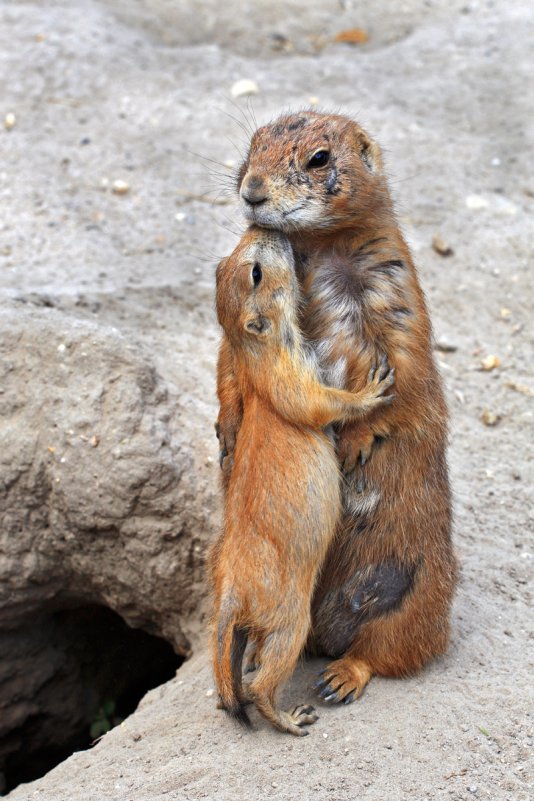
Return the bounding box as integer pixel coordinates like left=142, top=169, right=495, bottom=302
left=0, top=604, right=184, bottom=794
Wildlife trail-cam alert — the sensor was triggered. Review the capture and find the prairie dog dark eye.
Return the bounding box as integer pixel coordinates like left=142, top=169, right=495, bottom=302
left=252, top=262, right=262, bottom=285
left=307, top=150, right=330, bottom=169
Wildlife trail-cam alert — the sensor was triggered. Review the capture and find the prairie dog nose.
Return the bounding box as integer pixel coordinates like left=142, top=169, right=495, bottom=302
left=241, top=174, right=269, bottom=205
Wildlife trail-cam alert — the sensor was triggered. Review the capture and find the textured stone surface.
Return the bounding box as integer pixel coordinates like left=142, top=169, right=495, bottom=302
left=0, top=305, right=217, bottom=787
left=0, top=304, right=216, bottom=650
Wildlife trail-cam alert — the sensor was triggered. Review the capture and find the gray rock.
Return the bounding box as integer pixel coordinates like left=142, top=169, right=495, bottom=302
left=0, top=304, right=216, bottom=649
left=0, top=304, right=219, bottom=782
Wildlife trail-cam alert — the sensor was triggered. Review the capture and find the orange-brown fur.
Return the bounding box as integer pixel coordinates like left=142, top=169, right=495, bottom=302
left=212, top=226, right=395, bottom=734
left=217, top=111, right=457, bottom=704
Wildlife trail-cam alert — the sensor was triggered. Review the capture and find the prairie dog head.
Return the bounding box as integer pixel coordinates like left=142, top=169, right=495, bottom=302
left=237, top=111, right=387, bottom=232
left=216, top=227, right=299, bottom=346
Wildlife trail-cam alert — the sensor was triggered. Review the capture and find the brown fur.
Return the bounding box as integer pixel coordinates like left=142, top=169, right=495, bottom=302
left=211, top=226, right=395, bottom=734
left=217, top=111, right=457, bottom=704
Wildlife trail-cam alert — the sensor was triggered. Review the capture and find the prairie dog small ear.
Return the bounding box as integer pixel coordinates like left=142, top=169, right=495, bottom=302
left=350, top=125, right=384, bottom=174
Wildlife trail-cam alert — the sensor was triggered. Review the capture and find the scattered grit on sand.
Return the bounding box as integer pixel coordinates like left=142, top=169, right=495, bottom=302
left=1, top=1, right=532, bottom=799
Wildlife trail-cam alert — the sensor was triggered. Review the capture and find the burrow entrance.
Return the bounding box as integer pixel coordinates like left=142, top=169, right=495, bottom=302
left=0, top=603, right=184, bottom=794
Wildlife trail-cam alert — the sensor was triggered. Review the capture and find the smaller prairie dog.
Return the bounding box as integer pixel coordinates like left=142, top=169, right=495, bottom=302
left=211, top=226, right=395, bottom=736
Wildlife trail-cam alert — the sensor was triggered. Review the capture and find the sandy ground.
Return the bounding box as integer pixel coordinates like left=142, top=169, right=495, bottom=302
left=1, top=0, right=533, bottom=799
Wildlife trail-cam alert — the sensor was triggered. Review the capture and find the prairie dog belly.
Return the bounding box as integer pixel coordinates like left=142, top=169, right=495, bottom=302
left=228, top=414, right=342, bottom=560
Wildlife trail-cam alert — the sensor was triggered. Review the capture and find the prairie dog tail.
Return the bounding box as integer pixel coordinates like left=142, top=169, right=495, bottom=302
left=214, top=605, right=250, bottom=727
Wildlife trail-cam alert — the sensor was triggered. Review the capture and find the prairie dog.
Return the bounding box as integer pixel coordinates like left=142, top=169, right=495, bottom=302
left=212, top=226, right=395, bottom=735
left=217, top=111, right=457, bottom=703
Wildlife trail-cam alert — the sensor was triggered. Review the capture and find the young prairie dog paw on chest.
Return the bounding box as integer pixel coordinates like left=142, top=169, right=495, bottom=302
left=211, top=227, right=394, bottom=736
left=223, top=112, right=457, bottom=704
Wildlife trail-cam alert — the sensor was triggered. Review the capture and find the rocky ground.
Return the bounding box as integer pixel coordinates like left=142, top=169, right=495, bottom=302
left=1, top=0, right=532, bottom=799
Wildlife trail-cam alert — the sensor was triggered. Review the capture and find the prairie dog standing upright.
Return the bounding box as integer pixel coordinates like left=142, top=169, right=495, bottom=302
left=217, top=111, right=457, bottom=704
left=211, top=226, right=395, bottom=735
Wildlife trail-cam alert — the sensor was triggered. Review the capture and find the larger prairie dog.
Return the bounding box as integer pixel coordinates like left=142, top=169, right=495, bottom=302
left=211, top=226, right=395, bottom=735
left=217, top=111, right=457, bottom=704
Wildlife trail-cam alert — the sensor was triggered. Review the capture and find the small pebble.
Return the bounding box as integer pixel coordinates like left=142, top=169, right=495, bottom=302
left=112, top=179, right=130, bottom=195
left=466, top=194, right=489, bottom=210
left=206, top=688, right=215, bottom=697
left=435, top=337, right=458, bottom=353
left=432, top=234, right=454, bottom=257
left=230, top=79, right=259, bottom=98
left=322, top=732, right=328, bottom=739
left=175, top=212, right=186, bottom=222
left=4, top=112, right=16, bottom=130
left=468, top=786, right=478, bottom=794
left=270, top=33, right=293, bottom=52
left=334, top=28, right=369, bottom=44
left=481, top=409, right=500, bottom=427
left=480, top=354, right=500, bottom=371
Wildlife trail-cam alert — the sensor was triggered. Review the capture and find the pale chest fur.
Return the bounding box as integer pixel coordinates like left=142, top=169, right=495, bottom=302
left=295, top=252, right=372, bottom=390
left=295, top=246, right=419, bottom=391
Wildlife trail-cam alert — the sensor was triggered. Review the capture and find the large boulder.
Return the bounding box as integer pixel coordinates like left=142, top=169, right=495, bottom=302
left=0, top=303, right=219, bottom=788
left=0, top=303, right=218, bottom=647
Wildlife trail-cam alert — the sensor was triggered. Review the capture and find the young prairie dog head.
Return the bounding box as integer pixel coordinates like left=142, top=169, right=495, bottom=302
left=216, top=226, right=298, bottom=346
left=237, top=111, right=387, bottom=232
